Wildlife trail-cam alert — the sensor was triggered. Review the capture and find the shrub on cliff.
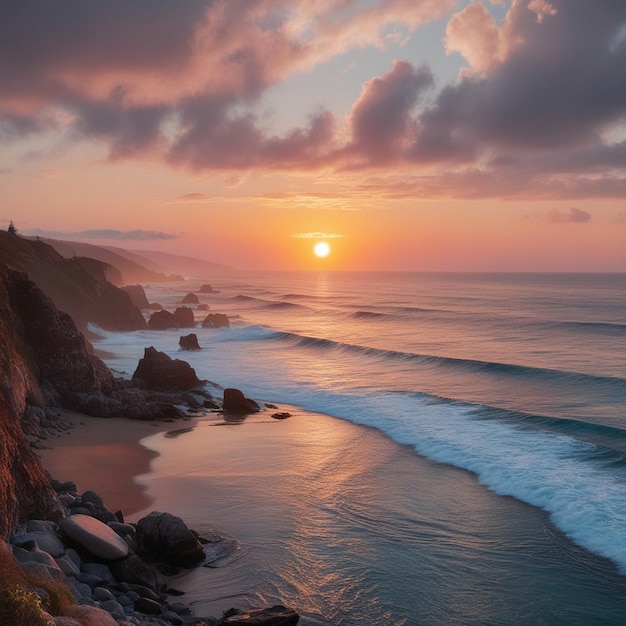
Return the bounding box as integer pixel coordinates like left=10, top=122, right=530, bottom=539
left=0, top=543, right=76, bottom=626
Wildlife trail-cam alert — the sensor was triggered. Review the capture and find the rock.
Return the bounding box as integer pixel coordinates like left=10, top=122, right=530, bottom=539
left=55, top=553, right=81, bottom=577
left=223, top=389, right=260, bottom=414
left=199, top=284, right=219, bottom=294
left=109, top=553, right=159, bottom=591
left=148, top=310, right=178, bottom=330
left=271, top=412, right=291, bottom=420
left=181, top=293, right=199, bottom=304
left=82, top=562, right=116, bottom=586
left=132, top=347, right=201, bottom=391
left=136, top=511, right=205, bottom=568
left=120, top=285, right=150, bottom=308
left=179, top=333, right=201, bottom=351
left=81, top=489, right=105, bottom=509
left=134, top=597, right=163, bottom=615
left=99, top=599, right=125, bottom=615
left=197, top=303, right=211, bottom=311
left=60, top=514, right=129, bottom=560
left=202, top=313, right=229, bottom=328
left=93, top=586, right=116, bottom=602
left=221, top=605, right=300, bottom=625
left=174, top=306, right=195, bottom=329
left=11, top=530, right=65, bottom=557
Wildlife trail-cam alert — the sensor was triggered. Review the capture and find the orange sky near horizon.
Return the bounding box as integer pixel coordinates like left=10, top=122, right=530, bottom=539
left=1, top=1, right=625, bottom=272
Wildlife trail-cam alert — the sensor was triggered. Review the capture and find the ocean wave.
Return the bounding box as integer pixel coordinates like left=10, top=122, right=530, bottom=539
left=473, top=406, right=626, bottom=453
left=348, top=310, right=389, bottom=320
left=271, top=330, right=626, bottom=389
left=262, top=301, right=309, bottom=311
left=317, top=391, right=626, bottom=574
left=554, top=320, right=626, bottom=335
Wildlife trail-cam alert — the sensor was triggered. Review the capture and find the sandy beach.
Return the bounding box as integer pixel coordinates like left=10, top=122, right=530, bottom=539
left=38, top=410, right=201, bottom=517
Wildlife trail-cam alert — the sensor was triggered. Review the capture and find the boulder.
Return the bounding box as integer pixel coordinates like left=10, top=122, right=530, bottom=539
left=132, top=347, right=201, bottom=391
left=136, top=511, right=205, bottom=568
left=181, top=292, right=199, bottom=304
left=223, top=388, right=260, bottom=414
left=222, top=605, right=300, bottom=625
left=198, top=284, right=219, bottom=294
left=148, top=310, right=178, bottom=330
left=202, top=313, right=229, bottom=328
left=109, top=553, right=159, bottom=591
left=174, top=306, right=195, bottom=328
left=179, top=334, right=201, bottom=351
left=272, top=412, right=292, bottom=420
left=60, top=514, right=129, bottom=561
left=10, top=530, right=65, bottom=557
left=197, top=303, right=211, bottom=311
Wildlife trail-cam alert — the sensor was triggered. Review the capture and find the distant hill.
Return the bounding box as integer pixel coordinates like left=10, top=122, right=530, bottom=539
left=128, top=249, right=233, bottom=279
left=40, top=239, right=182, bottom=285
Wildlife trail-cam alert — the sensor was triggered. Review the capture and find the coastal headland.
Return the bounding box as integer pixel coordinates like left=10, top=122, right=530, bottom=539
left=0, top=231, right=299, bottom=625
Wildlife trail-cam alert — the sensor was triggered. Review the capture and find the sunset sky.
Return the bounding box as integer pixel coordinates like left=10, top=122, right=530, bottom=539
left=2, top=0, right=625, bottom=271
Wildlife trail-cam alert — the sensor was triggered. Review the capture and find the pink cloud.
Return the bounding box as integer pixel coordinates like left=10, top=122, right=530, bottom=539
left=547, top=207, right=591, bottom=223
left=444, top=2, right=508, bottom=75
left=522, top=207, right=591, bottom=223
left=1, top=0, right=626, bottom=201
left=347, top=60, right=433, bottom=164
left=527, top=0, right=557, bottom=24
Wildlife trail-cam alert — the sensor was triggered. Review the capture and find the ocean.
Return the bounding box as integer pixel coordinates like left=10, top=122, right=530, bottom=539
left=94, top=272, right=626, bottom=625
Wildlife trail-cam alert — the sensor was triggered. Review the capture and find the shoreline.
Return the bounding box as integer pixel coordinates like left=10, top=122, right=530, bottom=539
left=37, top=409, right=202, bottom=517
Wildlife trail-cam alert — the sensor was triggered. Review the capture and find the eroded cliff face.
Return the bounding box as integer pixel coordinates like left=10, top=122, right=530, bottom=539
left=0, top=231, right=147, bottom=332
left=0, top=257, right=212, bottom=537
left=0, top=266, right=65, bottom=538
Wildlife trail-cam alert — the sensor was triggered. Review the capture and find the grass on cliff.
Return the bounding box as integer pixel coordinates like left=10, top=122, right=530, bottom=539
left=0, top=544, right=86, bottom=626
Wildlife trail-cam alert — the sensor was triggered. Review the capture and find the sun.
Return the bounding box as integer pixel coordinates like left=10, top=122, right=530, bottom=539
left=313, top=241, right=330, bottom=258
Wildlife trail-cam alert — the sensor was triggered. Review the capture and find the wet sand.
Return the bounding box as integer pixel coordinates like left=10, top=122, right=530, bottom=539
left=38, top=410, right=201, bottom=516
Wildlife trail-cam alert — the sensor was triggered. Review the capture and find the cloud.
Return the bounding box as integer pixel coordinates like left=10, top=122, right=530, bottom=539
left=162, top=192, right=211, bottom=203
left=347, top=60, right=433, bottom=163
left=547, top=207, right=591, bottom=223
left=1, top=0, right=626, bottom=200
left=27, top=228, right=178, bottom=240
left=444, top=2, right=511, bottom=75
left=293, top=232, right=345, bottom=239
left=524, top=207, right=591, bottom=223
left=258, top=191, right=366, bottom=210
left=527, top=0, right=557, bottom=24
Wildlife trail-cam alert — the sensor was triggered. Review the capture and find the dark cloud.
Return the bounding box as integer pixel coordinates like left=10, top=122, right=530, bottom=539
left=1, top=0, right=626, bottom=198
left=348, top=60, right=433, bottom=163
left=412, top=1, right=626, bottom=157
left=167, top=100, right=335, bottom=170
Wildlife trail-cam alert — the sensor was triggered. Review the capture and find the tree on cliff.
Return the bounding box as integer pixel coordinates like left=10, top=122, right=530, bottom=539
left=7, top=221, right=17, bottom=235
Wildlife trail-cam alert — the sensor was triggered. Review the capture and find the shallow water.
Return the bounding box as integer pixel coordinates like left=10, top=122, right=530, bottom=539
left=131, top=411, right=626, bottom=625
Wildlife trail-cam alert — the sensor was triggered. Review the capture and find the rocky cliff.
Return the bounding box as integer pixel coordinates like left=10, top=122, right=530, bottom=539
left=0, top=263, right=205, bottom=539
left=0, top=231, right=146, bottom=332
left=0, top=266, right=65, bottom=539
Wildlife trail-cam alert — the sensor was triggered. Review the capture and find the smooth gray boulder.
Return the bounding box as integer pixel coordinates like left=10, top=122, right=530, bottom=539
left=11, top=530, right=65, bottom=557
left=60, top=514, right=129, bottom=560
